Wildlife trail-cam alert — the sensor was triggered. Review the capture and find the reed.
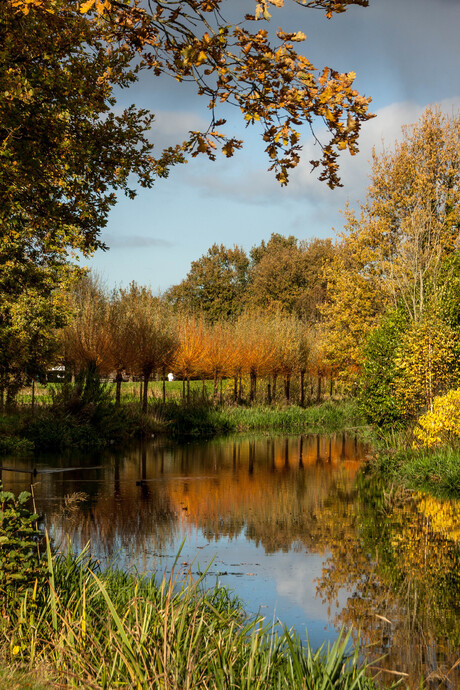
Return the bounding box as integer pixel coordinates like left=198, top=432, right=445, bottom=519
left=2, top=536, right=378, bottom=689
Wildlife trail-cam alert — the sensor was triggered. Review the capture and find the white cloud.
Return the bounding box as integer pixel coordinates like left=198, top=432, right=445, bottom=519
left=149, top=111, right=209, bottom=150
left=181, top=97, right=460, bottom=211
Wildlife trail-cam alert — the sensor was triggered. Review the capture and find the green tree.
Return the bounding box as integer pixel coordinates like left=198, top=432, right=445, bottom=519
left=167, top=244, right=249, bottom=322
left=246, top=235, right=334, bottom=319
left=1, top=4, right=164, bottom=272
left=358, top=310, right=407, bottom=427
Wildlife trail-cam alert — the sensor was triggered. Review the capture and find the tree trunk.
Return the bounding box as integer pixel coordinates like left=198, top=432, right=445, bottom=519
left=249, top=369, right=257, bottom=404
left=299, top=370, right=305, bottom=407
left=220, top=377, right=223, bottom=405
left=187, top=376, right=190, bottom=403
left=233, top=375, right=238, bottom=404
left=329, top=374, right=333, bottom=398
left=267, top=381, right=272, bottom=405
left=115, top=371, right=123, bottom=405
left=284, top=375, right=290, bottom=403
left=316, top=375, right=322, bottom=403
left=272, top=373, right=278, bottom=401
left=142, top=371, right=150, bottom=413
left=213, top=373, right=219, bottom=405
left=139, top=380, right=143, bottom=406
left=31, top=378, right=35, bottom=413
left=162, top=367, right=166, bottom=404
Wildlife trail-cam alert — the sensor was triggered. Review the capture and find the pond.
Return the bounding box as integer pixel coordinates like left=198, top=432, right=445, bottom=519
left=2, top=433, right=460, bottom=688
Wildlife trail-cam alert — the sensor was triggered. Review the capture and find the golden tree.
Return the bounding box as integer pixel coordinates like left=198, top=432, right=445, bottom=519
left=61, top=275, right=112, bottom=375
left=236, top=311, right=277, bottom=403
left=173, top=312, right=207, bottom=402
left=322, top=107, right=460, bottom=383
left=394, top=315, right=459, bottom=417
left=119, top=283, right=178, bottom=412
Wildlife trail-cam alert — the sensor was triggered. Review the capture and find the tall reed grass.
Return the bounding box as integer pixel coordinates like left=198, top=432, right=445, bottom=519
left=2, top=536, right=378, bottom=689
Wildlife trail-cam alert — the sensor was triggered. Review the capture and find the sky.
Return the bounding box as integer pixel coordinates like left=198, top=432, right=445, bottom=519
left=88, top=0, right=460, bottom=293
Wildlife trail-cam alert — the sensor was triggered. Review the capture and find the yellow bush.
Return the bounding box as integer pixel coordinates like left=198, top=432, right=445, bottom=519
left=413, top=389, right=460, bottom=448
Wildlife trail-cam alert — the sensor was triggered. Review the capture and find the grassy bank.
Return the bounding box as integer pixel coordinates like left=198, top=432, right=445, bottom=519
left=3, top=557, right=377, bottom=689
left=0, top=383, right=364, bottom=452
left=362, top=428, right=460, bottom=499
left=368, top=443, right=460, bottom=499
left=157, top=398, right=363, bottom=437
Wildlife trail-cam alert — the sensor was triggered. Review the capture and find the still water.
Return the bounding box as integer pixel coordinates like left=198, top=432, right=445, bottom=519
left=2, top=433, right=460, bottom=688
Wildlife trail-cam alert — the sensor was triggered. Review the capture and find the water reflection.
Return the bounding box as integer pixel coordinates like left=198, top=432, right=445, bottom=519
left=1, top=433, right=459, bottom=687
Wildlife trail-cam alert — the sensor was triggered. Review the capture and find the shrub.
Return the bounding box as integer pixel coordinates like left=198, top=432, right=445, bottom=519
left=0, top=487, right=46, bottom=608
left=413, top=389, right=460, bottom=448
left=358, top=310, right=406, bottom=428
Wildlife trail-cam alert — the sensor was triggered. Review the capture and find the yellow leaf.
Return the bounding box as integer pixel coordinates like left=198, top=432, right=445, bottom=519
left=80, top=0, right=96, bottom=13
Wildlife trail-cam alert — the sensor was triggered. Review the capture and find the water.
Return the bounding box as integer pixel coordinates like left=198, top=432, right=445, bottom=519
left=1, top=433, right=459, bottom=688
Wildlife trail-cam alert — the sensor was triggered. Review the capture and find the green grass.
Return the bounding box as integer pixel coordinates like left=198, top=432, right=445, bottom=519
left=369, top=446, right=460, bottom=499
left=144, top=398, right=364, bottom=438
left=1, top=538, right=378, bottom=690
left=1, top=386, right=364, bottom=452
left=362, top=425, right=460, bottom=499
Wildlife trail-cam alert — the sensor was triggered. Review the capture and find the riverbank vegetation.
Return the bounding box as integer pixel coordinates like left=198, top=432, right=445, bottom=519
left=0, top=487, right=378, bottom=690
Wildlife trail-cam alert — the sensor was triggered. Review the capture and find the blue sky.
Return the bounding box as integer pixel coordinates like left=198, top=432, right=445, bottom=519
left=88, top=0, right=460, bottom=292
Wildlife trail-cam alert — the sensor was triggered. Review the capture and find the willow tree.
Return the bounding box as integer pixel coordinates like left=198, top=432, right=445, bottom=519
left=61, top=276, right=112, bottom=376
left=270, top=313, right=303, bottom=403
left=173, top=312, right=207, bottom=402
left=201, top=320, right=233, bottom=404
left=237, top=311, right=277, bottom=403
left=120, top=284, right=178, bottom=412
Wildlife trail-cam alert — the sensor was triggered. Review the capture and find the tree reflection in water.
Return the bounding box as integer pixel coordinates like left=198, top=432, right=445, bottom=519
left=3, top=433, right=459, bottom=686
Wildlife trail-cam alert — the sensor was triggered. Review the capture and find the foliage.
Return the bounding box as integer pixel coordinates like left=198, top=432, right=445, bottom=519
left=61, top=275, right=112, bottom=374
left=437, top=249, right=460, bottom=330
left=0, top=487, right=46, bottom=606
left=8, top=0, right=374, bottom=189
left=413, top=389, right=460, bottom=449
left=321, top=220, right=385, bottom=383
left=22, top=369, right=143, bottom=449
left=167, top=244, right=250, bottom=322
left=393, top=315, right=459, bottom=417
left=0, top=435, right=34, bottom=456
left=245, top=235, right=334, bottom=320
left=321, top=107, right=460, bottom=383
left=358, top=310, right=406, bottom=428
left=346, top=107, right=460, bottom=322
